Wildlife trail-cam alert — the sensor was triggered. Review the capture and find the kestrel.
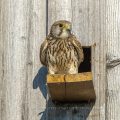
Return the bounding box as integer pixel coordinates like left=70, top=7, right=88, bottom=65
left=40, top=20, right=84, bottom=74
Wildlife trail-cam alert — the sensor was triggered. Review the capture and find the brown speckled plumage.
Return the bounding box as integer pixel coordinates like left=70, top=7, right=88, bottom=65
left=40, top=20, right=84, bottom=74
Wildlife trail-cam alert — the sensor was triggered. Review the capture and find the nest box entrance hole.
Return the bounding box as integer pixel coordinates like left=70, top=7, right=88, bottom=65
left=79, top=46, right=91, bottom=73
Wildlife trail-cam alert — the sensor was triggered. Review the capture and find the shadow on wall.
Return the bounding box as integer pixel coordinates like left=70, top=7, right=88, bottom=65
left=33, top=66, right=48, bottom=99
left=33, top=66, right=95, bottom=120
left=46, top=99, right=95, bottom=120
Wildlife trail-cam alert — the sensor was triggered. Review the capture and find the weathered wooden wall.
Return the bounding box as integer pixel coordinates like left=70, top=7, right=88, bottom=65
left=47, top=0, right=106, bottom=120
left=0, top=0, right=47, bottom=120
left=0, top=0, right=120, bottom=120
left=106, top=0, right=120, bottom=120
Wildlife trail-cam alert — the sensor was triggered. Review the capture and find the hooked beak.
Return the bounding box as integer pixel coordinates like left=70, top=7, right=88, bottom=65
left=64, top=24, right=71, bottom=31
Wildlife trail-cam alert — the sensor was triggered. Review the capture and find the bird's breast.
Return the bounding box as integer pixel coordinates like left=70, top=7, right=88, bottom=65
left=47, top=39, right=78, bottom=68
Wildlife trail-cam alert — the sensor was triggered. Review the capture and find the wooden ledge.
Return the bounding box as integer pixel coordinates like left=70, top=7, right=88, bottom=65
left=47, top=72, right=96, bottom=102
left=65, top=72, right=92, bottom=82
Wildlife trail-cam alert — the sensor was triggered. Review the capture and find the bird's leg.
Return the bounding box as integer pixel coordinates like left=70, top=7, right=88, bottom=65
left=48, top=68, right=55, bottom=74
left=68, top=67, right=78, bottom=74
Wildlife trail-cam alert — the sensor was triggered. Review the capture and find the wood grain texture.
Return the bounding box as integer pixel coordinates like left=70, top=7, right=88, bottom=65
left=25, top=0, right=47, bottom=120
left=0, top=0, right=119, bottom=119
left=47, top=74, right=65, bottom=101
left=65, top=72, right=95, bottom=102
left=47, top=1, right=73, bottom=120
left=65, top=72, right=92, bottom=82
left=106, top=0, right=120, bottom=120
left=48, top=0, right=106, bottom=120
left=47, top=72, right=95, bottom=102
left=0, top=0, right=4, bottom=119
left=0, top=0, right=46, bottom=120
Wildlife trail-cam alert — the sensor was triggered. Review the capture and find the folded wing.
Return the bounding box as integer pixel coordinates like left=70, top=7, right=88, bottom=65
left=40, top=40, right=48, bottom=66
left=70, top=35, right=84, bottom=65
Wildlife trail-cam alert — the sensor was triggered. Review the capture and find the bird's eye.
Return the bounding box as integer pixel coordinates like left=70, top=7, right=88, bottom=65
left=59, top=24, right=63, bottom=27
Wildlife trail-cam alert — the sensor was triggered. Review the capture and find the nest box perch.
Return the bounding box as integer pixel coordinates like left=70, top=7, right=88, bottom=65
left=47, top=46, right=96, bottom=102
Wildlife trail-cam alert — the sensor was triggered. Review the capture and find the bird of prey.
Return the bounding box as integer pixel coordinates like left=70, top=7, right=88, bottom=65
left=40, top=20, right=84, bottom=74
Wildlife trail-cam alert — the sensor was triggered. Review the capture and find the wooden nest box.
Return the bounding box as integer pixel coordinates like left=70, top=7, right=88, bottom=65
left=47, top=46, right=96, bottom=102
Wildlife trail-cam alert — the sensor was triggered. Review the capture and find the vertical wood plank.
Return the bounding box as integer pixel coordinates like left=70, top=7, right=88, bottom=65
left=1, top=0, right=30, bottom=119
left=48, top=0, right=106, bottom=120
left=0, top=0, right=46, bottom=120
left=47, top=0, right=73, bottom=120
left=70, top=0, right=106, bottom=119
left=48, top=0, right=72, bottom=31
left=26, top=0, right=47, bottom=120
left=0, top=0, right=4, bottom=120
left=106, top=0, right=120, bottom=120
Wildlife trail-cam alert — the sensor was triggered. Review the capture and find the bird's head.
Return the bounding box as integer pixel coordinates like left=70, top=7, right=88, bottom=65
left=50, top=20, right=72, bottom=39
